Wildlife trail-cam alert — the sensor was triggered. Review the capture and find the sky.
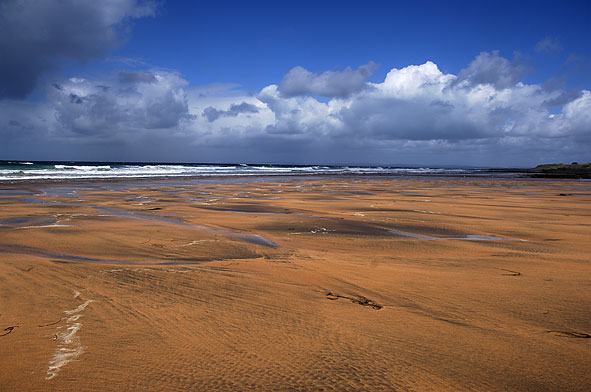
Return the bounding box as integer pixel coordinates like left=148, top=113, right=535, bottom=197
left=0, top=0, right=590, bottom=167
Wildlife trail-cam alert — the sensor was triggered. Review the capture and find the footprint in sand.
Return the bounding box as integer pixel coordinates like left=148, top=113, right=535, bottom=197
left=326, top=292, right=382, bottom=310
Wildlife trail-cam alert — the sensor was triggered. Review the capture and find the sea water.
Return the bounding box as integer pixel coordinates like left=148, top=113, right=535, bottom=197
left=0, top=161, right=511, bottom=181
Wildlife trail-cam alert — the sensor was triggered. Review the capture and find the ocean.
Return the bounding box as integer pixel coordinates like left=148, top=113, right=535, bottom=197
left=0, top=161, right=515, bottom=181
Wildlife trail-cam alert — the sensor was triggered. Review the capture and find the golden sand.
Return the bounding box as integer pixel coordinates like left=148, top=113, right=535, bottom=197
left=1, top=176, right=590, bottom=391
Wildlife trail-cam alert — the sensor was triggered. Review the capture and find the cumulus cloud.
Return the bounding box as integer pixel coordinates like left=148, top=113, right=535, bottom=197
left=535, top=36, right=562, bottom=53
left=279, top=62, right=378, bottom=98
left=455, top=51, right=526, bottom=89
left=202, top=102, right=260, bottom=122
left=231, top=54, right=587, bottom=164
left=257, top=85, right=339, bottom=135
left=0, top=0, right=156, bottom=99
left=48, top=70, right=191, bottom=139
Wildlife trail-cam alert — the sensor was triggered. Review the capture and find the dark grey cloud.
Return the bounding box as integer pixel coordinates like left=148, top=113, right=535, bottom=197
left=455, top=51, right=526, bottom=89
left=535, top=36, right=562, bottom=53
left=202, top=102, right=259, bottom=122
left=0, top=0, right=155, bottom=99
left=279, top=62, right=378, bottom=98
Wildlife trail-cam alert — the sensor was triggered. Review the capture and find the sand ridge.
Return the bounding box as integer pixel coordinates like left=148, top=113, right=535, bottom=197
left=0, top=176, right=590, bottom=391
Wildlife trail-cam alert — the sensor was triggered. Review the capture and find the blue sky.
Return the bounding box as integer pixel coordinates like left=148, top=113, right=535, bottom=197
left=1, top=0, right=590, bottom=166
left=110, top=1, right=591, bottom=90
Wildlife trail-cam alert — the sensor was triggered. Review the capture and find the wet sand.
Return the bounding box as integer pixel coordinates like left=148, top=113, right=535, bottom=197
left=1, top=176, right=590, bottom=391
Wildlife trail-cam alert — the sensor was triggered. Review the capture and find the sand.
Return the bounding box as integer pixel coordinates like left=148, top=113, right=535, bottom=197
left=1, top=175, right=590, bottom=391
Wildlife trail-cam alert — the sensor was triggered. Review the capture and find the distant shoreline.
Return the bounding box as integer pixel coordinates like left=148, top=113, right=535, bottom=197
left=0, top=171, right=584, bottom=188
left=527, top=163, right=591, bottom=179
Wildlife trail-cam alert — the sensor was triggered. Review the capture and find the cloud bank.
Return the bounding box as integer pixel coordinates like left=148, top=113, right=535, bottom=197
left=1, top=52, right=589, bottom=166
left=2, top=69, right=190, bottom=158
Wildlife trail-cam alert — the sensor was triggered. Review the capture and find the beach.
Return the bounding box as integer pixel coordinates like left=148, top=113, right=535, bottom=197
left=1, top=175, right=590, bottom=391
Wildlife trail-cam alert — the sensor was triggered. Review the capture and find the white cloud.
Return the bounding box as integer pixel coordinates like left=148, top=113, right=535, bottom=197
left=376, top=61, right=455, bottom=98
left=257, top=84, right=342, bottom=135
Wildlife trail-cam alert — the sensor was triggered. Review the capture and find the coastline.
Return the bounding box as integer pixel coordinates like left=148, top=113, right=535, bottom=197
left=1, top=175, right=590, bottom=390
left=0, top=170, right=534, bottom=188
left=1, top=160, right=533, bottom=183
